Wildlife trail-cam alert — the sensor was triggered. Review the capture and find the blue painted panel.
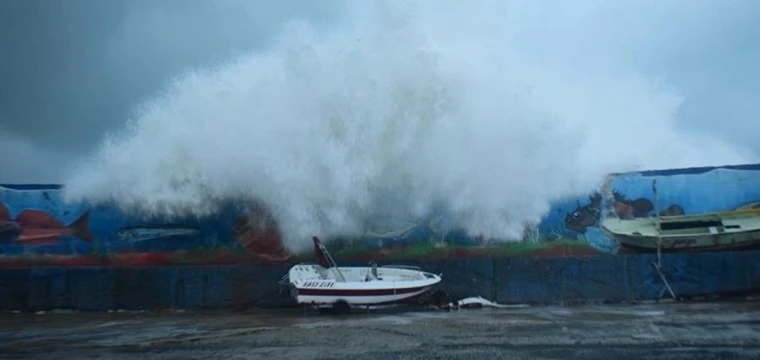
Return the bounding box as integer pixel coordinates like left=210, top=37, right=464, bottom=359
left=0, top=184, right=273, bottom=261
left=491, top=252, right=760, bottom=304
left=2, top=163, right=760, bottom=310
left=540, top=165, right=760, bottom=253
left=493, top=255, right=635, bottom=304
left=610, top=168, right=760, bottom=215
left=0, top=269, right=29, bottom=309
left=656, top=251, right=760, bottom=297
left=3, top=163, right=760, bottom=259
left=416, top=259, right=493, bottom=300
left=1, top=250, right=759, bottom=311
left=62, top=268, right=115, bottom=311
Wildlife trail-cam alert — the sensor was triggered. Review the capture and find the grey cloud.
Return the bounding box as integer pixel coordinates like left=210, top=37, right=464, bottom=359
left=0, top=0, right=758, bottom=183
left=0, top=0, right=342, bottom=183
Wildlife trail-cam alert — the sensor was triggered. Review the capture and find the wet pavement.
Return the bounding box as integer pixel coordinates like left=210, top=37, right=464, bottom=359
left=2, top=300, right=759, bottom=360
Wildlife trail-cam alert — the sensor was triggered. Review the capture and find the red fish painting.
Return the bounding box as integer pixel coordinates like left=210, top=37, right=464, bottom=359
left=0, top=203, right=93, bottom=246
left=233, top=204, right=291, bottom=262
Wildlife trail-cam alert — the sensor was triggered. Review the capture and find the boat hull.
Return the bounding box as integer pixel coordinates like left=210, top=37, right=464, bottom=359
left=289, top=237, right=444, bottom=307
left=602, top=211, right=760, bottom=253
left=287, top=264, right=442, bottom=306
left=606, top=228, right=760, bottom=253
left=616, top=234, right=760, bottom=253
left=294, top=284, right=438, bottom=305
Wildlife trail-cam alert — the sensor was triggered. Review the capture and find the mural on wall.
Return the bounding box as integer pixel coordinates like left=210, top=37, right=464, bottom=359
left=2, top=163, right=760, bottom=266
left=0, top=204, right=93, bottom=247
left=0, top=185, right=296, bottom=266
left=233, top=205, right=292, bottom=262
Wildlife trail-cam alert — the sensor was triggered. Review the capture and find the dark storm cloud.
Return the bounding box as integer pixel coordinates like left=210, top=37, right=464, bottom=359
left=0, top=0, right=342, bottom=183
left=0, top=1, right=130, bottom=150
left=0, top=0, right=758, bottom=183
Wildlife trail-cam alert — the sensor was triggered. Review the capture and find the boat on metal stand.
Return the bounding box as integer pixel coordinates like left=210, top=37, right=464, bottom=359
left=602, top=205, right=760, bottom=253
left=602, top=179, right=760, bottom=253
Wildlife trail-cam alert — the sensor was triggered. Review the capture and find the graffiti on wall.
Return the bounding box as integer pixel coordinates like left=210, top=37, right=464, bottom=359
left=2, top=163, right=760, bottom=266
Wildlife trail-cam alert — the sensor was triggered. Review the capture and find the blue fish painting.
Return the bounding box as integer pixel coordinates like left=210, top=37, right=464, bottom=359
left=116, top=226, right=200, bottom=242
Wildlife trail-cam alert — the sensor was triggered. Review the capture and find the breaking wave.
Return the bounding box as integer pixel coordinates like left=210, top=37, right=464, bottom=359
left=63, top=0, right=753, bottom=249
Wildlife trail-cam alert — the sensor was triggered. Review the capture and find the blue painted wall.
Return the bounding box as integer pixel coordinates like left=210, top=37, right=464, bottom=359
left=3, top=163, right=760, bottom=261
left=0, top=184, right=243, bottom=257
left=540, top=163, right=760, bottom=253
left=2, top=163, right=760, bottom=311
left=2, top=251, right=759, bottom=311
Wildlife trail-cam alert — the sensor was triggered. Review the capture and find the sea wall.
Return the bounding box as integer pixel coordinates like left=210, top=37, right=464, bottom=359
left=3, top=251, right=759, bottom=311
left=2, top=163, right=760, bottom=311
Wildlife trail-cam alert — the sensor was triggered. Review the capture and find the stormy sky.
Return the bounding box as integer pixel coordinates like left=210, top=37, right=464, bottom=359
left=0, top=0, right=759, bottom=184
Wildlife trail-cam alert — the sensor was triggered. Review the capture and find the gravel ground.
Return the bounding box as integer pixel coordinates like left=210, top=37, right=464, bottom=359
left=2, top=300, right=759, bottom=360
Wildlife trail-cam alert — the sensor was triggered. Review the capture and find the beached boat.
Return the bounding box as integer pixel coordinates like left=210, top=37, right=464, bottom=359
left=601, top=208, right=760, bottom=253
left=283, top=236, right=443, bottom=313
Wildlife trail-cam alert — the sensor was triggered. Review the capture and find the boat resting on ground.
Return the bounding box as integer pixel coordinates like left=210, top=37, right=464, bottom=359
left=282, top=236, right=443, bottom=313
left=601, top=208, right=760, bottom=253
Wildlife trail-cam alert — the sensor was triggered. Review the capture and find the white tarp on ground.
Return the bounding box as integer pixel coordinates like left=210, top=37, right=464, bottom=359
left=450, top=296, right=530, bottom=309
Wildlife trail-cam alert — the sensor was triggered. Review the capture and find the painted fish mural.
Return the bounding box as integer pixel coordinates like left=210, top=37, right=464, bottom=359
left=116, top=226, right=200, bottom=242
left=610, top=190, right=685, bottom=219
left=565, top=193, right=603, bottom=234
left=234, top=206, right=292, bottom=261
left=0, top=203, right=93, bottom=246
left=0, top=163, right=759, bottom=266
left=565, top=190, right=686, bottom=234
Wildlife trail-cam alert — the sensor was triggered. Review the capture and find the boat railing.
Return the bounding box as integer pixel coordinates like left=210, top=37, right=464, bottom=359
left=296, top=262, right=422, bottom=270
left=380, top=264, right=422, bottom=271
left=295, top=262, right=319, bottom=266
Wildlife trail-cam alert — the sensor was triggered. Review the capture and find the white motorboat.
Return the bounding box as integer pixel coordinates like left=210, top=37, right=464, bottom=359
left=283, top=236, right=443, bottom=312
